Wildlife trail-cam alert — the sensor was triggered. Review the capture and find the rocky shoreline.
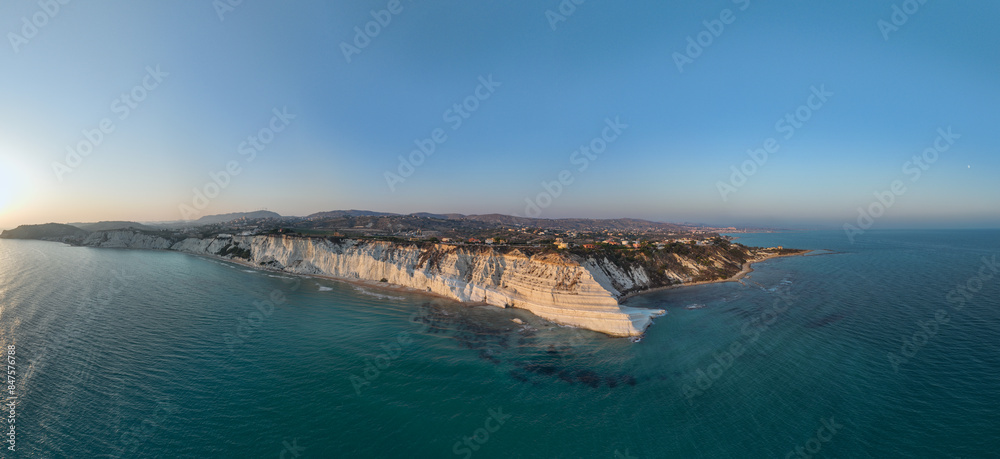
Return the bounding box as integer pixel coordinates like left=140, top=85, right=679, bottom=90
left=3, top=226, right=800, bottom=337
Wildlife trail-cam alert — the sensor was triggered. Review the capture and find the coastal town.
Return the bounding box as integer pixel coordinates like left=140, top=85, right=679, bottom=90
left=172, top=210, right=779, bottom=255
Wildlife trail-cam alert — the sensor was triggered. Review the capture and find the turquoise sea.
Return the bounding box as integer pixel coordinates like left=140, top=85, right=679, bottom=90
left=0, top=230, right=998, bottom=457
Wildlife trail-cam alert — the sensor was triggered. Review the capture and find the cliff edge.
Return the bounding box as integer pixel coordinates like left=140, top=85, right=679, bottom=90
left=63, top=231, right=798, bottom=337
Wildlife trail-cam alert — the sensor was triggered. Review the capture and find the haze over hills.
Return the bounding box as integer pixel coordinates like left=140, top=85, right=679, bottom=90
left=302, top=210, right=399, bottom=220
left=180, top=210, right=283, bottom=227
left=1, top=212, right=281, bottom=240
left=298, top=210, right=729, bottom=233
left=299, top=210, right=697, bottom=232
left=2, top=209, right=771, bottom=241
left=71, top=221, right=159, bottom=232
left=0, top=223, right=89, bottom=240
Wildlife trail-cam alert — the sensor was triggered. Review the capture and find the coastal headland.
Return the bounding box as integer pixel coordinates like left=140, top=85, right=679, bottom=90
left=1, top=212, right=805, bottom=337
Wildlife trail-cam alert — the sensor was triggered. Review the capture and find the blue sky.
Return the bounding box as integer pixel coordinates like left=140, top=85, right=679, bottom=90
left=0, top=0, right=997, bottom=229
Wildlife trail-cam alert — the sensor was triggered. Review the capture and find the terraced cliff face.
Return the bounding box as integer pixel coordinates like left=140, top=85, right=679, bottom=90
left=74, top=232, right=665, bottom=335
left=76, top=232, right=776, bottom=337
left=81, top=230, right=174, bottom=249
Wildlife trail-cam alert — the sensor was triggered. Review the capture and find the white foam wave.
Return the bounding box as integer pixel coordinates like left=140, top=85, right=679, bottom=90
left=352, top=286, right=404, bottom=301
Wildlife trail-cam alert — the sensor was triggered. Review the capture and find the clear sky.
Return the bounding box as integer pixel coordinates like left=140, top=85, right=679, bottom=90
left=1, top=0, right=997, bottom=229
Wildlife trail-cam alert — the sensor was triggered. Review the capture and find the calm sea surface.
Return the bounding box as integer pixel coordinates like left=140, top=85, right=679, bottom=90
left=0, top=230, right=998, bottom=457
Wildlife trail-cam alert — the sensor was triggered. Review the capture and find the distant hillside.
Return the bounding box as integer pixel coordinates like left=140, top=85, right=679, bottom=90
left=189, top=211, right=281, bottom=226
left=461, top=214, right=693, bottom=232
left=3, top=210, right=720, bottom=241
left=73, top=221, right=158, bottom=231
left=409, top=212, right=465, bottom=220
left=0, top=223, right=89, bottom=241
left=304, top=210, right=397, bottom=220
left=288, top=210, right=708, bottom=241
left=300, top=210, right=696, bottom=233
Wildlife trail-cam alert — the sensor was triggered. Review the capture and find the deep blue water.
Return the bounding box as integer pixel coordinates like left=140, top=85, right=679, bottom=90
left=0, top=230, right=998, bottom=457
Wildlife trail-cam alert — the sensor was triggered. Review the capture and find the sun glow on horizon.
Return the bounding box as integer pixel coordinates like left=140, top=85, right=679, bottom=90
left=0, top=152, right=39, bottom=228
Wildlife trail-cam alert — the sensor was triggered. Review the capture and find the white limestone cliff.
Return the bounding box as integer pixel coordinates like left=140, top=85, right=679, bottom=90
left=81, top=232, right=666, bottom=336
left=80, top=230, right=175, bottom=249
